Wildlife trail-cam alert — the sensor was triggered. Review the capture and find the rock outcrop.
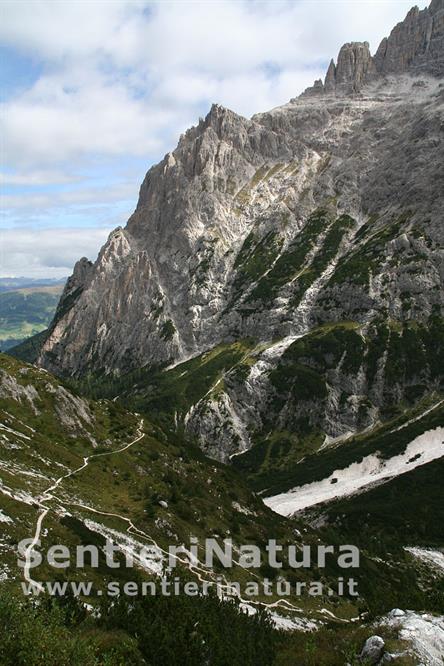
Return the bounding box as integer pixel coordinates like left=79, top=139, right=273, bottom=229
left=326, top=42, right=378, bottom=94
left=359, top=636, right=385, bottom=665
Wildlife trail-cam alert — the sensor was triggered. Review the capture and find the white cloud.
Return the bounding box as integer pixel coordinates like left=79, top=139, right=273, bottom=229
left=1, top=1, right=429, bottom=74
left=0, top=0, right=430, bottom=276
left=0, top=0, right=139, bottom=61
left=0, top=227, right=112, bottom=278
left=2, top=71, right=172, bottom=167
left=0, top=170, right=81, bottom=186
left=2, top=182, right=138, bottom=211
left=1, top=0, right=429, bottom=169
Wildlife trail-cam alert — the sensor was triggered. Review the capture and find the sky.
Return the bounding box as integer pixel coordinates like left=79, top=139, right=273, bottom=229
left=0, top=0, right=429, bottom=278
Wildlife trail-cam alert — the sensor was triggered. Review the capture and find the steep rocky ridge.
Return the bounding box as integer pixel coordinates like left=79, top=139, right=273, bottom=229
left=40, top=78, right=444, bottom=376
left=375, top=0, right=444, bottom=76
left=305, top=0, right=444, bottom=95
left=33, top=2, right=444, bottom=463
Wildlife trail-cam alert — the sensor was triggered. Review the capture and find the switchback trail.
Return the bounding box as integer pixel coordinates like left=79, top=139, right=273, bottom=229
left=23, top=419, right=145, bottom=592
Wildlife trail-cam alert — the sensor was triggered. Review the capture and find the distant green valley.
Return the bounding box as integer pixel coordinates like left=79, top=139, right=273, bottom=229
left=0, top=278, right=65, bottom=351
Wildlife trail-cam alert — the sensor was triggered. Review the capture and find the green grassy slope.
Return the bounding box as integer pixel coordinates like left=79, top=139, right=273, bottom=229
left=0, top=354, right=356, bottom=626
left=1, top=353, right=443, bottom=622
left=1, top=355, right=442, bottom=662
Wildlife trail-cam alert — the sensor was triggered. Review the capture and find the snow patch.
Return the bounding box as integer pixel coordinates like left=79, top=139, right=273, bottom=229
left=264, top=427, right=444, bottom=516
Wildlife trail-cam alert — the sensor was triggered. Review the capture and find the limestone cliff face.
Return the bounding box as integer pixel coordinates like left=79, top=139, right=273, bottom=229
left=40, top=105, right=295, bottom=375
left=37, top=1, right=444, bottom=461
left=374, top=0, right=444, bottom=76
left=40, top=77, right=443, bottom=376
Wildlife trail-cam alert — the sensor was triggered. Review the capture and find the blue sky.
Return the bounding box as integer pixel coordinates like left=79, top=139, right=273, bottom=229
left=0, top=0, right=428, bottom=278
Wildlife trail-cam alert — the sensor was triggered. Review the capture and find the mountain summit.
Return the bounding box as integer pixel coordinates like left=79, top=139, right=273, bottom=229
left=25, top=0, right=444, bottom=462
left=305, top=0, right=444, bottom=95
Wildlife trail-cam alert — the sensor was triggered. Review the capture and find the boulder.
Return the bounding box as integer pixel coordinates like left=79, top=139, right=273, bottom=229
left=360, top=636, right=385, bottom=664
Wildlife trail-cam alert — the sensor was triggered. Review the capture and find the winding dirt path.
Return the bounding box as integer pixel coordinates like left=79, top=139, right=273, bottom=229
left=18, top=416, right=351, bottom=625
left=23, top=419, right=145, bottom=591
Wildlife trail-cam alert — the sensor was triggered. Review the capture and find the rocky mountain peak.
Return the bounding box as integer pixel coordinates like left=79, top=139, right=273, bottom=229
left=374, top=0, right=444, bottom=76
left=60, top=256, right=93, bottom=300
left=304, top=0, right=444, bottom=96
left=204, top=102, right=231, bottom=126
left=329, top=41, right=377, bottom=93
left=35, top=0, right=443, bottom=387
left=72, top=256, right=94, bottom=282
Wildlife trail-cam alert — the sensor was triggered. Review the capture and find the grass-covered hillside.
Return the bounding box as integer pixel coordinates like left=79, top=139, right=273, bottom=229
left=0, top=354, right=359, bottom=626
left=1, top=355, right=443, bottom=662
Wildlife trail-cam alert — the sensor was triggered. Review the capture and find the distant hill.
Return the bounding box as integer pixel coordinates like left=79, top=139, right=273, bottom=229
left=0, top=279, right=65, bottom=351
left=0, top=276, right=67, bottom=293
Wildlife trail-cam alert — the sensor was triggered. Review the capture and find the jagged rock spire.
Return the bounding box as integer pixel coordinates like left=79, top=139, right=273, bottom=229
left=302, top=42, right=377, bottom=96
left=324, top=59, right=336, bottom=93
left=303, top=0, right=444, bottom=97
left=331, top=41, right=377, bottom=93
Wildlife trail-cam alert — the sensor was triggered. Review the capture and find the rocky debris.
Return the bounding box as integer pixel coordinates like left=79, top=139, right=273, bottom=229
left=359, top=636, right=385, bottom=664
left=0, top=509, right=13, bottom=524
left=0, top=362, right=98, bottom=445
left=384, top=610, right=444, bottom=666
left=405, top=546, right=444, bottom=573
left=53, top=385, right=95, bottom=435
left=186, top=391, right=251, bottom=463
left=0, top=369, right=39, bottom=414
